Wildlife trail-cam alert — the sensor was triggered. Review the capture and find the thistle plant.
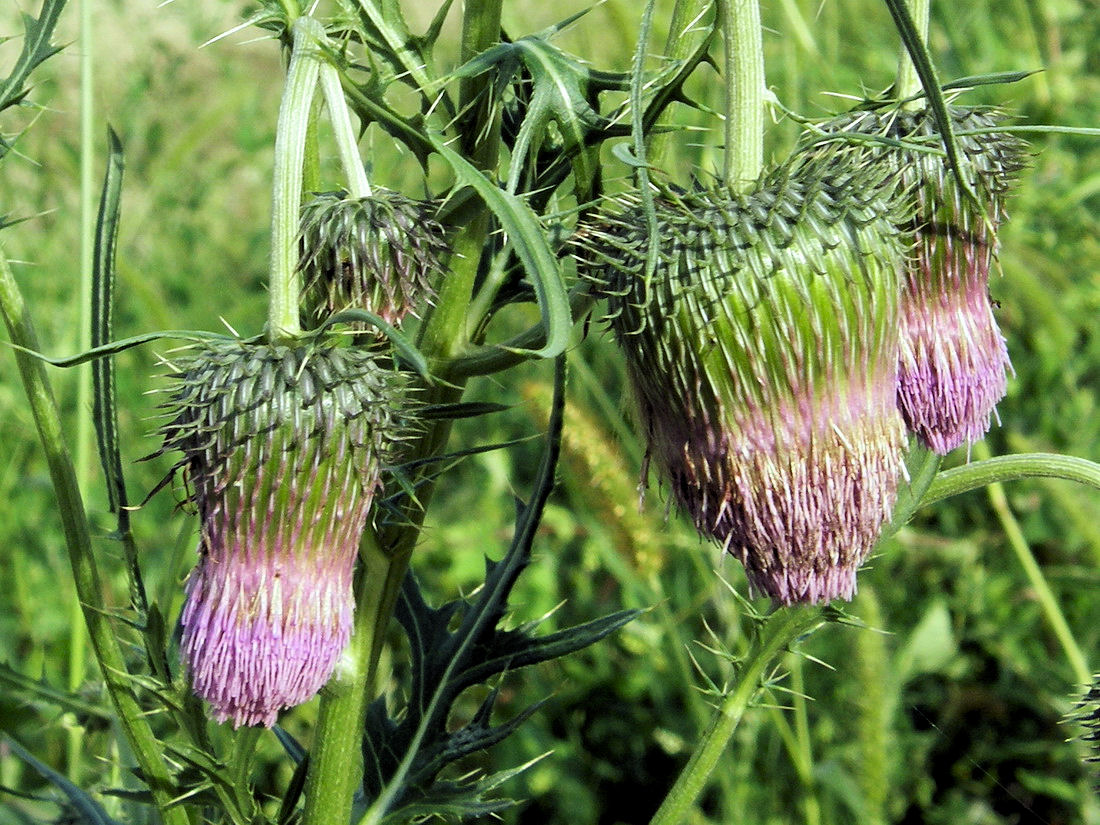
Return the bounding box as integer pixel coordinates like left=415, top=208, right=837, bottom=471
left=2, top=0, right=1100, bottom=823
left=155, top=341, right=410, bottom=727
left=811, top=104, right=1027, bottom=453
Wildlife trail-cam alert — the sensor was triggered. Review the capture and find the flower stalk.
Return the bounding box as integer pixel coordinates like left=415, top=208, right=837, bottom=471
left=268, top=16, right=324, bottom=342
left=649, top=608, right=825, bottom=825
left=300, top=2, right=505, bottom=821
left=894, top=0, right=930, bottom=103
left=718, top=0, right=764, bottom=191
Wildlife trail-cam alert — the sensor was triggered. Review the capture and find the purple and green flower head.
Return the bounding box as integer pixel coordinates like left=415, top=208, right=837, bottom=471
left=157, top=340, right=411, bottom=727
left=576, top=148, right=909, bottom=604
left=814, top=105, right=1026, bottom=453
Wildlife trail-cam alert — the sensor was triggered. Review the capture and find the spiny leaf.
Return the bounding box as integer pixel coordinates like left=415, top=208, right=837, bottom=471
left=0, top=0, right=67, bottom=118
left=428, top=138, right=571, bottom=360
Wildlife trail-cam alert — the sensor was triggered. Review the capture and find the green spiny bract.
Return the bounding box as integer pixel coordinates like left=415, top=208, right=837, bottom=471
left=809, top=104, right=1027, bottom=454
left=574, top=148, right=908, bottom=605
left=298, top=189, right=449, bottom=328
left=155, top=339, right=413, bottom=727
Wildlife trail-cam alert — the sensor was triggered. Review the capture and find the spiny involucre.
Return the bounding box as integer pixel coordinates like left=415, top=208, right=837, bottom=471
left=298, top=189, right=448, bottom=329
left=811, top=105, right=1027, bottom=454
left=575, top=148, right=908, bottom=605
left=156, top=340, right=412, bottom=727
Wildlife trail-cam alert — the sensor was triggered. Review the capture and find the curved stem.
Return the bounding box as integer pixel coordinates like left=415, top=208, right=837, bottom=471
left=894, top=0, right=930, bottom=103
left=649, top=607, right=824, bottom=825
left=717, top=0, right=764, bottom=192
left=267, top=16, right=324, bottom=342
left=318, top=58, right=372, bottom=198
left=920, top=453, right=1100, bottom=508
left=0, top=245, right=189, bottom=825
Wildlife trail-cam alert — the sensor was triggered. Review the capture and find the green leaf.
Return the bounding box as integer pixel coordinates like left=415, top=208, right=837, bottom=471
left=0, top=0, right=67, bottom=117
left=894, top=600, right=957, bottom=683
left=0, top=663, right=112, bottom=722
left=361, top=358, right=635, bottom=822
left=427, top=138, right=571, bottom=360
left=91, top=128, right=128, bottom=519
left=3, top=735, right=122, bottom=825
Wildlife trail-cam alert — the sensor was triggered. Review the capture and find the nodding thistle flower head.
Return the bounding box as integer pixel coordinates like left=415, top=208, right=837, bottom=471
left=575, top=150, right=908, bottom=605
left=813, top=105, right=1026, bottom=453
left=298, top=189, right=448, bottom=328
left=156, top=340, right=411, bottom=727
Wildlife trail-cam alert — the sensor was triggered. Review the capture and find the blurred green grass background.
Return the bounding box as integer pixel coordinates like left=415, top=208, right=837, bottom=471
left=2, top=0, right=1099, bottom=823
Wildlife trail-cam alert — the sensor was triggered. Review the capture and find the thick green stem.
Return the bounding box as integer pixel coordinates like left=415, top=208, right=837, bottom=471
left=267, top=17, right=324, bottom=342
left=417, top=0, right=502, bottom=363
left=67, top=0, right=96, bottom=782
left=303, top=6, right=504, bottom=821
left=318, top=60, right=372, bottom=197
left=718, top=0, right=765, bottom=191
left=0, top=245, right=188, bottom=825
left=302, top=529, right=401, bottom=825
left=650, top=608, right=824, bottom=825
left=894, top=0, right=930, bottom=103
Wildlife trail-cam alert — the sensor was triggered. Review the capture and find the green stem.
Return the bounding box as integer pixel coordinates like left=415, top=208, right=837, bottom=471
left=417, top=0, right=503, bottom=364
left=717, top=0, right=764, bottom=191
left=969, top=444, right=1091, bottom=685
left=789, top=655, right=821, bottom=825
left=303, top=5, right=504, bottom=819
left=920, top=453, right=1100, bottom=508
left=0, top=245, right=189, bottom=825
left=650, top=608, right=824, bottom=825
left=894, top=0, right=930, bottom=103
left=67, top=0, right=96, bottom=782
left=647, top=0, right=714, bottom=168
left=318, top=59, right=372, bottom=197
left=267, top=16, right=324, bottom=342
left=302, top=529, right=400, bottom=825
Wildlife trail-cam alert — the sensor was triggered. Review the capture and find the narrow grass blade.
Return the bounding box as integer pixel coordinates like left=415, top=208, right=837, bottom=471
left=3, top=735, right=121, bottom=825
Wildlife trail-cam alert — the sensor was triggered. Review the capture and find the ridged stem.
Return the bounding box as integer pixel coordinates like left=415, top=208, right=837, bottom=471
left=318, top=59, right=372, bottom=198
left=894, top=0, right=930, bottom=103
left=717, top=0, right=764, bottom=192
left=302, top=528, right=397, bottom=824
left=649, top=608, right=824, bottom=825
left=0, top=244, right=188, bottom=825
left=303, top=4, right=504, bottom=821
left=267, top=17, right=323, bottom=342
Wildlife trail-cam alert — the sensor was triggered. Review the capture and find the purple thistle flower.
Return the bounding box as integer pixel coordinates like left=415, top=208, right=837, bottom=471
left=576, top=151, right=908, bottom=604
left=157, top=341, right=409, bottom=727
left=816, top=106, right=1026, bottom=453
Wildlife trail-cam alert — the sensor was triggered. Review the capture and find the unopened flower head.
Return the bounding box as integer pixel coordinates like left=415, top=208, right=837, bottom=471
left=157, top=340, right=411, bottom=727
left=576, top=150, right=908, bottom=604
left=815, top=105, right=1026, bottom=453
left=298, top=189, right=448, bottom=328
